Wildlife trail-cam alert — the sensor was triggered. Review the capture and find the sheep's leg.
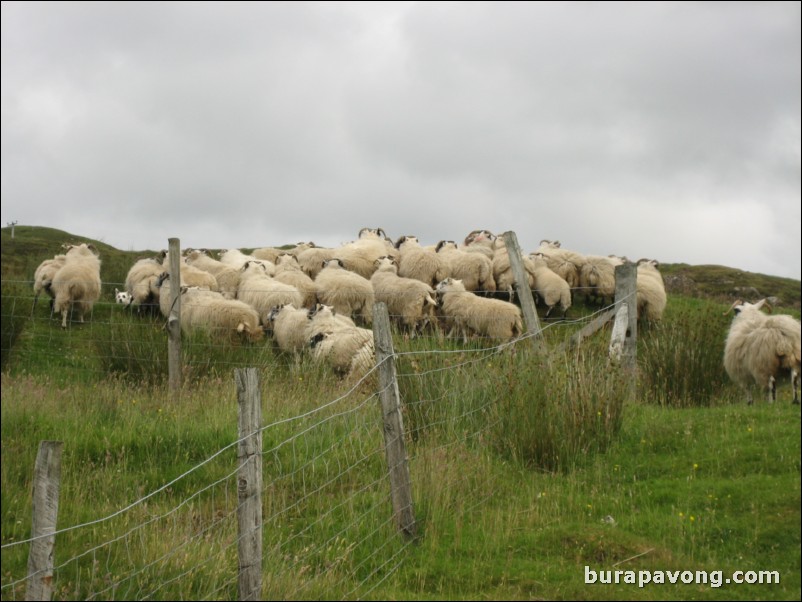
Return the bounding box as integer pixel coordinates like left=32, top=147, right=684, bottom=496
left=545, top=305, right=553, bottom=319
left=767, top=376, right=776, bottom=403
left=792, top=369, right=800, bottom=404
left=746, top=388, right=754, bottom=405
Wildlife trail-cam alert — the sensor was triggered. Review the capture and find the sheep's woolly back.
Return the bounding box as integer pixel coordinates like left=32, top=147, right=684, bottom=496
left=219, top=249, right=275, bottom=274
left=273, top=254, right=318, bottom=308
left=267, top=304, right=310, bottom=353
left=436, top=278, right=523, bottom=342
left=179, top=287, right=264, bottom=343
left=436, top=241, right=496, bottom=292
left=395, top=236, right=448, bottom=287
left=491, top=247, right=536, bottom=301
left=184, top=249, right=240, bottom=299
left=33, top=255, right=67, bottom=305
left=237, top=262, right=303, bottom=324
left=314, top=259, right=375, bottom=325
left=51, top=244, right=102, bottom=327
left=126, top=257, right=165, bottom=311
left=636, top=260, right=667, bottom=321
left=580, top=255, right=617, bottom=304
left=724, top=299, right=802, bottom=403
left=296, top=246, right=337, bottom=279
left=370, top=256, right=437, bottom=332
left=530, top=253, right=572, bottom=317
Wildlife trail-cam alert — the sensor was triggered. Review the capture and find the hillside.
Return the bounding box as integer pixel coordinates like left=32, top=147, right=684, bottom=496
left=2, top=225, right=799, bottom=310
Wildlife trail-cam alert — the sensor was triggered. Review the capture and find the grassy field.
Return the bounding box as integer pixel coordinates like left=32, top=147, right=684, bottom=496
left=1, top=226, right=800, bottom=600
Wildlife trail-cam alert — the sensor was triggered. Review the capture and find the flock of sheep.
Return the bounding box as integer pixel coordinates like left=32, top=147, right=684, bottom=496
left=31, top=228, right=800, bottom=399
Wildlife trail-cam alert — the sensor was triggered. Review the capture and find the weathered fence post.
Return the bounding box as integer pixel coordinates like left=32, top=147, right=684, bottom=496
left=25, top=440, right=63, bottom=602
left=236, top=368, right=263, bottom=601
left=501, top=231, right=543, bottom=348
left=167, top=238, right=182, bottom=393
left=609, top=263, right=638, bottom=375
left=373, top=302, right=417, bottom=539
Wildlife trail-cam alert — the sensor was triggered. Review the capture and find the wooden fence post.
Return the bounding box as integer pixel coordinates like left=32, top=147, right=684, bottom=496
left=167, top=238, right=182, bottom=393
left=610, top=263, right=638, bottom=375
left=373, top=302, right=417, bottom=539
left=501, top=231, right=543, bottom=348
left=25, top=440, right=63, bottom=602
left=236, top=368, right=263, bottom=601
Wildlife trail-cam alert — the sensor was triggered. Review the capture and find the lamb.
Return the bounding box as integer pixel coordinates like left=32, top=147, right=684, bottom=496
left=435, top=277, right=523, bottom=343
left=395, top=235, right=448, bottom=287
left=273, top=254, right=318, bottom=308
left=435, top=241, right=496, bottom=293
left=50, top=243, right=102, bottom=328
left=184, top=249, right=241, bottom=299
left=305, top=303, right=375, bottom=380
left=237, top=261, right=303, bottom=325
left=32, top=254, right=67, bottom=314
left=723, top=298, right=801, bottom=404
left=124, top=256, right=165, bottom=315
left=314, top=258, right=375, bottom=325
left=529, top=253, right=572, bottom=319
left=266, top=303, right=311, bottom=354
left=636, top=259, right=667, bottom=322
left=174, top=285, right=264, bottom=343
left=370, top=255, right=438, bottom=334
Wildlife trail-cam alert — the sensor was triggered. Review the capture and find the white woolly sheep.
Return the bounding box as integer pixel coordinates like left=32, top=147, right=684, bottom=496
left=314, top=258, right=375, bottom=325
left=273, top=254, right=318, bottom=308
left=370, top=255, right=438, bottom=334
left=535, top=240, right=585, bottom=290
left=266, top=303, right=311, bottom=354
left=435, top=240, right=496, bottom=293
left=161, top=251, right=220, bottom=292
left=184, top=249, right=240, bottom=299
left=491, top=245, right=537, bottom=303
left=305, top=303, right=375, bottom=380
left=237, top=261, right=304, bottom=325
left=296, top=246, right=337, bottom=279
left=530, top=253, right=572, bottom=319
left=723, top=298, right=801, bottom=404
left=219, top=249, right=276, bottom=275
left=50, top=243, right=102, bottom=328
left=334, top=229, right=397, bottom=279
left=124, top=256, right=165, bottom=315
left=579, top=255, right=620, bottom=305
left=435, top=277, right=523, bottom=343
left=395, top=235, right=448, bottom=287
left=636, top=259, right=667, bottom=322
left=32, top=254, right=67, bottom=314
left=461, top=229, right=498, bottom=260
left=176, top=285, right=264, bottom=343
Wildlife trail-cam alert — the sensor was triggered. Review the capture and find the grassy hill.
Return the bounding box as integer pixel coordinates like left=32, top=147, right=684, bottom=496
left=1, top=225, right=800, bottom=601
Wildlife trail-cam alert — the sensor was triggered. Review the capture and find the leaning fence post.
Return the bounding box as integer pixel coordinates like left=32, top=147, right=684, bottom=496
left=373, top=302, right=417, bottom=539
left=235, top=368, right=263, bottom=601
left=25, top=440, right=63, bottom=602
left=167, top=238, right=182, bottom=393
left=501, top=231, right=543, bottom=348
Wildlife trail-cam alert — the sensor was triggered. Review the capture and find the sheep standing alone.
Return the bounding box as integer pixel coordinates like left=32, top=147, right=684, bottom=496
left=723, top=299, right=801, bottom=404
left=50, top=243, right=102, bottom=328
left=436, top=277, right=523, bottom=342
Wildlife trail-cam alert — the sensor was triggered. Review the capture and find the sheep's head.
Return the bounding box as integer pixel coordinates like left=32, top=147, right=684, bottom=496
left=435, top=240, right=457, bottom=253
left=374, top=256, right=397, bottom=272
left=464, top=230, right=495, bottom=246
left=322, top=258, right=346, bottom=270
left=724, top=298, right=772, bottom=317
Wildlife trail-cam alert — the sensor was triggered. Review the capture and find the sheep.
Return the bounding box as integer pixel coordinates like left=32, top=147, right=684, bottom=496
left=237, top=261, right=304, bottom=325
left=124, top=256, right=165, bottom=315
left=370, top=255, right=438, bottom=334
left=219, top=249, right=275, bottom=275
left=314, top=258, right=375, bottom=325
left=535, top=240, right=585, bottom=290
left=295, top=245, right=337, bottom=279
left=175, top=285, right=264, bottom=343
left=636, top=259, right=668, bottom=322
left=266, top=303, right=311, bottom=354
left=723, top=298, right=801, bottom=404
left=334, top=228, right=397, bottom=279
left=529, top=253, right=572, bottom=319
left=184, top=249, right=240, bottom=299
left=435, top=277, right=523, bottom=343
left=50, top=243, right=102, bottom=328
left=461, top=229, right=497, bottom=260
left=273, top=253, right=318, bottom=308
left=161, top=251, right=220, bottom=292
left=305, top=303, right=375, bottom=380
left=579, top=255, right=620, bottom=305
left=395, top=235, right=448, bottom=287
left=490, top=245, right=537, bottom=303
left=435, top=240, right=496, bottom=293
left=32, top=254, right=67, bottom=314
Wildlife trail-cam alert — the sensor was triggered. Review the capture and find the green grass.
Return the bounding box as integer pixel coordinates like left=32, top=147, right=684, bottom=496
left=1, top=226, right=800, bottom=600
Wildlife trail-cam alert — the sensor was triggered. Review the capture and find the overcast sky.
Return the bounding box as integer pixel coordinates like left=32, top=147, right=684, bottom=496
left=2, top=1, right=800, bottom=280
